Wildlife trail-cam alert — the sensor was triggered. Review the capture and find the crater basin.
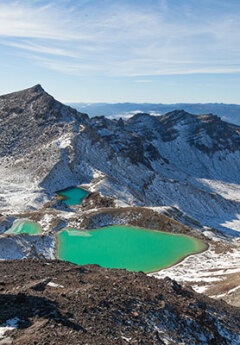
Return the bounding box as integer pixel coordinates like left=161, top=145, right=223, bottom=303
left=6, top=221, right=42, bottom=235
left=57, top=225, right=207, bottom=273
left=57, top=187, right=88, bottom=206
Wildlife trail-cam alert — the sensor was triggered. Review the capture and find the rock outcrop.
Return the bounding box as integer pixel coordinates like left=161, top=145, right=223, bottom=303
left=0, top=259, right=239, bottom=345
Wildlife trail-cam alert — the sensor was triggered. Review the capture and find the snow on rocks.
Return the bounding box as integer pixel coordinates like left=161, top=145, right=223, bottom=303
left=47, top=282, right=64, bottom=288
left=0, top=234, right=55, bottom=260
left=0, top=317, right=19, bottom=339
left=151, top=242, right=240, bottom=306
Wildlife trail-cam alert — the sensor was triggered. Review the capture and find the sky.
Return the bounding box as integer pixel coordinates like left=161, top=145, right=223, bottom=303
left=1, top=0, right=240, bottom=103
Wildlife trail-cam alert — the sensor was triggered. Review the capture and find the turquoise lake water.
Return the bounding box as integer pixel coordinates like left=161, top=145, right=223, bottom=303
left=57, top=187, right=88, bottom=206
left=57, top=225, right=206, bottom=273
left=6, top=221, right=42, bottom=235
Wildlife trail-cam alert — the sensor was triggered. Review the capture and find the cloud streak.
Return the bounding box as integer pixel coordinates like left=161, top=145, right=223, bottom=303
left=1, top=0, right=240, bottom=77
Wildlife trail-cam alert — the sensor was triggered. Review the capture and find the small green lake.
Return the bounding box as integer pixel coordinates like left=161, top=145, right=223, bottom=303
left=57, top=187, right=88, bottom=206
left=6, top=221, right=42, bottom=235
left=57, top=226, right=207, bottom=273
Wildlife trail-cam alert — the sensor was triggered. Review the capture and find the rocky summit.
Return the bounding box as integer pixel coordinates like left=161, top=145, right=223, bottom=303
left=0, top=259, right=239, bottom=345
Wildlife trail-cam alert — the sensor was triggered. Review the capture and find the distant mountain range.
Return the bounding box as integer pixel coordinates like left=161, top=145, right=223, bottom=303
left=68, top=102, right=240, bottom=125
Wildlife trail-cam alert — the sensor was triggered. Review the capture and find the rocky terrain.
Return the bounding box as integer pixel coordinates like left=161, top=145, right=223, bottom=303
left=0, top=85, right=239, bottom=233
left=0, top=259, right=239, bottom=345
left=0, top=85, right=239, bottom=309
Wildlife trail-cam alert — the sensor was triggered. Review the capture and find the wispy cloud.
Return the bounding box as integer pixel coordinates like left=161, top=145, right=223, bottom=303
left=0, top=40, right=79, bottom=58
left=0, top=1, right=93, bottom=40
left=1, top=0, right=240, bottom=77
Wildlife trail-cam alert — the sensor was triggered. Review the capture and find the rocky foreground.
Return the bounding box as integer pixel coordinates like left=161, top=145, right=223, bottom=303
left=0, top=260, right=239, bottom=345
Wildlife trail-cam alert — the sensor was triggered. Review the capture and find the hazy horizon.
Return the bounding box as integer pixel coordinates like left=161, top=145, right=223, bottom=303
left=66, top=101, right=240, bottom=106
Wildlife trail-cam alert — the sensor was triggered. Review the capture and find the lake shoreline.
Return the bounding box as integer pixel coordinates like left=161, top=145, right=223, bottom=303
left=5, top=220, right=42, bottom=235
left=56, top=225, right=208, bottom=273
left=56, top=186, right=89, bottom=206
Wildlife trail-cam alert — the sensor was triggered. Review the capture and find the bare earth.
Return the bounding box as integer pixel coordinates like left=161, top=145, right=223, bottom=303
left=0, top=259, right=240, bottom=345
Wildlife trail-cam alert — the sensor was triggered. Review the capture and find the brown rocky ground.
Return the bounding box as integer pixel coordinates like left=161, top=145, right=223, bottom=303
left=0, top=259, right=239, bottom=345
left=80, top=206, right=205, bottom=238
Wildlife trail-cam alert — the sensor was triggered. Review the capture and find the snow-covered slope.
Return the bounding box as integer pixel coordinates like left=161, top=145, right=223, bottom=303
left=1, top=85, right=240, bottom=306
left=83, top=111, right=240, bottom=235
left=0, top=85, right=88, bottom=213
left=0, top=86, right=240, bottom=237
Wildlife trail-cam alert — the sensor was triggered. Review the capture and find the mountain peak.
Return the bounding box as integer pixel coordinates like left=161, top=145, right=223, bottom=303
left=165, top=109, right=192, bottom=118
left=16, top=84, right=46, bottom=97
left=29, top=84, right=45, bottom=93
left=0, top=84, right=46, bottom=100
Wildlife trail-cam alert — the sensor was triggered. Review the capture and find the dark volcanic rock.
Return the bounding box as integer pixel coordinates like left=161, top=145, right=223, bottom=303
left=0, top=85, right=88, bottom=157
left=0, top=259, right=239, bottom=345
left=158, top=110, right=240, bottom=153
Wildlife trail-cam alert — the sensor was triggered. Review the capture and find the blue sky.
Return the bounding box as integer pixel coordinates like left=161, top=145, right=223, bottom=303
left=1, top=0, right=240, bottom=103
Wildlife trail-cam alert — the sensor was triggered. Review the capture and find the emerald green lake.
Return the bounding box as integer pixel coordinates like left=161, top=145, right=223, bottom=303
left=57, top=226, right=206, bottom=273
left=57, top=187, right=88, bottom=206
left=6, top=221, right=42, bottom=235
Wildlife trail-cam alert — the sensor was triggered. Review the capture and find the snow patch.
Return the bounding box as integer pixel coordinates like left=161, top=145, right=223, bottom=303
left=0, top=317, right=19, bottom=339
left=47, top=282, right=64, bottom=288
